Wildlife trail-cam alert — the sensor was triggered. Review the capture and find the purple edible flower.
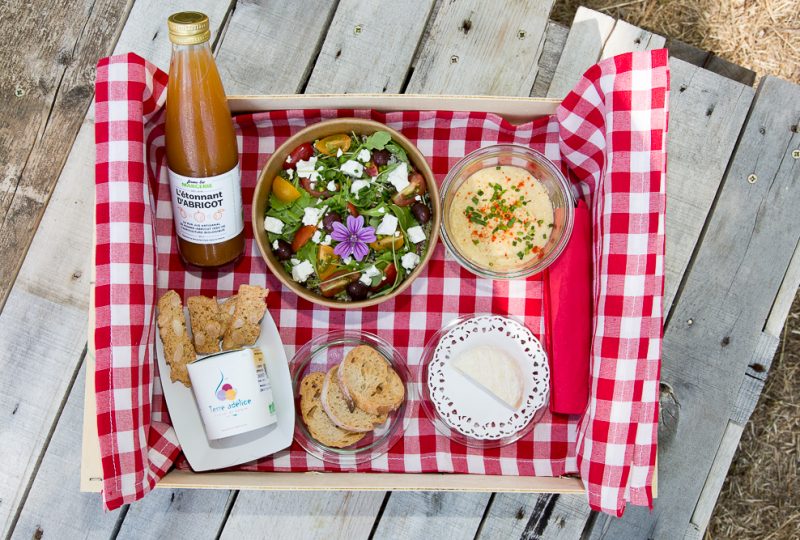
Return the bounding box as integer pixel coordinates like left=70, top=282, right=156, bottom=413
left=330, top=215, right=376, bottom=261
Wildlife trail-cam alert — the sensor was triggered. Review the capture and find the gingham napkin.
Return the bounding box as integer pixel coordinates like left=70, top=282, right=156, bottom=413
left=94, top=50, right=667, bottom=516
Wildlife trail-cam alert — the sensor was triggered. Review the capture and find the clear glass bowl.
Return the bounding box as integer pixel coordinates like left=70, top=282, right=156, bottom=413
left=418, top=315, right=549, bottom=449
left=440, top=144, right=575, bottom=279
left=290, top=330, right=416, bottom=466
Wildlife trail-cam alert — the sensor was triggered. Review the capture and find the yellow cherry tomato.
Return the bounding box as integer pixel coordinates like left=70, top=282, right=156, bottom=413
left=369, top=235, right=404, bottom=251
left=272, top=176, right=301, bottom=203
left=317, top=245, right=339, bottom=280
left=314, top=134, right=351, bottom=156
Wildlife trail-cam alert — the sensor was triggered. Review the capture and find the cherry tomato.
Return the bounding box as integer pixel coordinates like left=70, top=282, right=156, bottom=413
left=347, top=202, right=359, bottom=217
left=320, top=269, right=360, bottom=297
left=300, top=177, right=332, bottom=198
left=317, top=245, right=338, bottom=280
left=283, top=142, right=314, bottom=170
left=369, top=235, right=404, bottom=251
left=364, top=162, right=379, bottom=177
left=291, top=225, right=317, bottom=252
left=272, top=176, right=301, bottom=203
left=391, top=172, right=427, bottom=206
left=370, top=263, right=397, bottom=292
left=314, top=134, right=351, bottom=156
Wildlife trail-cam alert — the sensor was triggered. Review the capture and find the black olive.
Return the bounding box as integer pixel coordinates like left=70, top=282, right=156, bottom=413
left=273, top=239, right=292, bottom=261
left=411, top=202, right=431, bottom=224
left=372, top=149, right=391, bottom=166
left=346, top=280, right=369, bottom=300
left=322, top=211, right=342, bottom=232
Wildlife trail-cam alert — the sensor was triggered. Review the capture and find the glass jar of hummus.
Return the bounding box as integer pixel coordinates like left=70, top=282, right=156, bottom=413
left=440, top=145, right=574, bottom=279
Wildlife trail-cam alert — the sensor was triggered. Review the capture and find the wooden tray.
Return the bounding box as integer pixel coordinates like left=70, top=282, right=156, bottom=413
left=81, top=93, right=590, bottom=495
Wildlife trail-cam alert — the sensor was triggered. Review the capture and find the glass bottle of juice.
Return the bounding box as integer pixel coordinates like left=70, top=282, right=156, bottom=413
left=165, top=12, right=244, bottom=267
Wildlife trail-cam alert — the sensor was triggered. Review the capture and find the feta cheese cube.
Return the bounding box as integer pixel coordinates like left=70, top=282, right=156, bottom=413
left=311, top=230, right=322, bottom=244
left=336, top=148, right=343, bottom=158
left=414, top=194, right=422, bottom=201
left=302, top=206, right=323, bottom=226
left=296, top=156, right=320, bottom=182
left=375, top=214, right=398, bottom=236
left=357, top=149, right=371, bottom=163
left=386, top=162, right=409, bottom=193
left=291, top=260, right=315, bottom=282
left=286, top=169, right=294, bottom=179
left=321, top=234, right=332, bottom=246
left=342, top=256, right=353, bottom=265
left=340, top=160, right=364, bottom=177
left=327, top=180, right=337, bottom=192
left=407, top=225, right=426, bottom=244
left=378, top=207, right=385, bottom=213
left=272, top=240, right=279, bottom=250
left=401, top=252, right=420, bottom=272
left=358, top=265, right=381, bottom=285
left=264, top=216, right=284, bottom=234
left=290, top=258, right=300, bottom=265
left=350, top=179, right=369, bottom=196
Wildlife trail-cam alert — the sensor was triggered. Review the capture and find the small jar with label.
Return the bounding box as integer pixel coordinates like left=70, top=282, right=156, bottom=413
left=165, top=12, right=245, bottom=267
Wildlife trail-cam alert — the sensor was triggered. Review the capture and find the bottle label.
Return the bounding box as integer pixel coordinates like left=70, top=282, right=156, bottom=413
left=168, top=164, right=244, bottom=244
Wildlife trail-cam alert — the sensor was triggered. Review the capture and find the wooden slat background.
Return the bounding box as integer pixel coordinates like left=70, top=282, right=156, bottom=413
left=1, top=1, right=798, bottom=539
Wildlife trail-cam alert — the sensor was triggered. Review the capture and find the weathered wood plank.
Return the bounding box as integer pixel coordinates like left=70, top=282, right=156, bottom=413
left=405, top=0, right=555, bottom=95
left=530, top=21, right=569, bottom=98
left=546, top=6, right=614, bottom=98
left=664, top=37, right=709, bottom=67
left=373, top=492, right=491, bottom=539
left=0, top=0, right=132, bottom=311
left=0, top=1, right=234, bottom=536
left=587, top=75, right=800, bottom=539
left=215, top=0, right=339, bottom=95
left=477, top=494, right=590, bottom=540
left=662, top=59, right=755, bottom=313
left=599, top=17, right=665, bottom=60
left=116, top=489, right=234, bottom=540
left=9, top=360, right=122, bottom=539
left=305, top=0, right=436, bottom=94
left=703, top=54, right=757, bottom=87
left=221, top=491, right=385, bottom=540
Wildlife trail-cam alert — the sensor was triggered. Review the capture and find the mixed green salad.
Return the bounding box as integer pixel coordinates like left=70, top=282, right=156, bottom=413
left=264, top=131, right=433, bottom=301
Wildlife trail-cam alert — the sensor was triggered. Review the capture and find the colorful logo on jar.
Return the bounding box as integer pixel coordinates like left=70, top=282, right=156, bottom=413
left=215, top=371, right=237, bottom=401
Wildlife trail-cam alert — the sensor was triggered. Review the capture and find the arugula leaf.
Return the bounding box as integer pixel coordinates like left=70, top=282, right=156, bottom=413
left=295, top=239, right=317, bottom=267
left=389, top=204, right=415, bottom=231
left=364, top=131, right=392, bottom=150
left=385, top=142, right=408, bottom=163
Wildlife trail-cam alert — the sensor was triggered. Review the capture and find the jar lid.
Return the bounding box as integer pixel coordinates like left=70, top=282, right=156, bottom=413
left=167, top=11, right=211, bottom=45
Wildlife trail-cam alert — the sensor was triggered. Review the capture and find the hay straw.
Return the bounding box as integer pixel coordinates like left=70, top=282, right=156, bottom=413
left=551, top=0, right=800, bottom=83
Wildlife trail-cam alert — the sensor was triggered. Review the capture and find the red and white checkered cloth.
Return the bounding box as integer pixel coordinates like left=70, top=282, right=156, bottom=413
left=94, top=50, right=667, bottom=516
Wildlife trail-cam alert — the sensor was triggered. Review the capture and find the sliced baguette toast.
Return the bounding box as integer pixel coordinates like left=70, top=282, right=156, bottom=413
left=299, top=372, right=364, bottom=448
left=338, top=345, right=404, bottom=415
left=321, top=366, right=387, bottom=432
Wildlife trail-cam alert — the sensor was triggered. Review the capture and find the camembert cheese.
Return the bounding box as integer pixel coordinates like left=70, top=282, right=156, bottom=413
left=452, top=346, right=524, bottom=410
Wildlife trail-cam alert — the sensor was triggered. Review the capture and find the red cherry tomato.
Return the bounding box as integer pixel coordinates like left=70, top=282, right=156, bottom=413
left=364, top=162, right=379, bottom=177
left=391, top=172, right=427, bottom=206
left=347, top=202, right=359, bottom=217
left=291, top=225, right=317, bottom=252
left=300, top=177, right=332, bottom=198
left=370, top=263, right=398, bottom=292
left=283, top=142, right=314, bottom=170
left=320, top=269, right=360, bottom=297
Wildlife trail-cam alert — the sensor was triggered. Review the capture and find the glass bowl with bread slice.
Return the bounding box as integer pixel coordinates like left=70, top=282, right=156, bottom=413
left=290, top=330, right=416, bottom=466
left=419, top=314, right=550, bottom=449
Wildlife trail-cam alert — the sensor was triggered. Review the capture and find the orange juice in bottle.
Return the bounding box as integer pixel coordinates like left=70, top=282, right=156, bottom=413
left=165, top=12, right=244, bottom=267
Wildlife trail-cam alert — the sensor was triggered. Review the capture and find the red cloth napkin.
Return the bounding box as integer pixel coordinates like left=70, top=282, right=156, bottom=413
left=93, top=51, right=667, bottom=516
left=545, top=199, right=592, bottom=415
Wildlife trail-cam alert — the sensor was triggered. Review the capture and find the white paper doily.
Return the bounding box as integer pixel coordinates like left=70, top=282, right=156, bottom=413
left=427, top=315, right=550, bottom=440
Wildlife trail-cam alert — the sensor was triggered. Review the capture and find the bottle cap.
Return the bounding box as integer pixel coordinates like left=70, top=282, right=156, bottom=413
left=168, top=12, right=211, bottom=45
